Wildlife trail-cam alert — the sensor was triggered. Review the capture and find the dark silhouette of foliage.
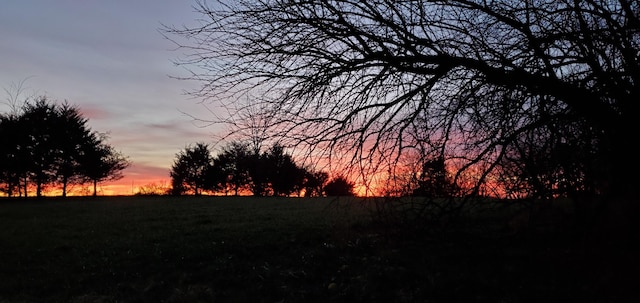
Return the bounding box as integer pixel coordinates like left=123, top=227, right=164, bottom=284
left=303, top=170, right=329, bottom=197
left=0, top=96, right=129, bottom=197
left=208, top=141, right=308, bottom=196
left=245, top=150, right=269, bottom=196
left=324, top=176, right=355, bottom=197
left=412, top=157, right=459, bottom=198
left=80, top=132, right=130, bottom=197
left=499, top=120, right=607, bottom=200
left=20, top=99, right=59, bottom=197
left=0, top=113, right=24, bottom=197
left=170, top=142, right=214, bottom=196
left=263, top=144, right=306, bottom=197
left=211, top=141, right=252, bottom=196
left=51, top=102, right=96, bottom=197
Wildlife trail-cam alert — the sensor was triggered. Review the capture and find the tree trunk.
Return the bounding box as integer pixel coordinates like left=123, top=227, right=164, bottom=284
left=36, top=180, right=42, bottom=198
left=62, top=177, right=68, bottom=198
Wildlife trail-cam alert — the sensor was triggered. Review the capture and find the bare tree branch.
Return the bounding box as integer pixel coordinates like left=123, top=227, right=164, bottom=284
left=161, top=0, right=639, bottom=199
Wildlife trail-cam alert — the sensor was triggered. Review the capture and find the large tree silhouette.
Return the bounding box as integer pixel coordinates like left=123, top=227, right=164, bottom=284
left=52, top=102, right=96, bottom=197
left=20, top=99, right=59, bottom=198
left=163, top=1, right=638, bottom=204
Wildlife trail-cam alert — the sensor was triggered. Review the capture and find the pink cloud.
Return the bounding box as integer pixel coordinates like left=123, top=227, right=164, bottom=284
left=80, top=104, right=112, bottom=120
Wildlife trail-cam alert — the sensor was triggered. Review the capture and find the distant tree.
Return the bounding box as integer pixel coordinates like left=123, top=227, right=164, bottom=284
left=170, top=143, right=214, bottom=195
left=20, top=98, right=59, bottom=198
left=51, top=102, right=95, bottom=197
left=303, top=170, right=329, bottom=197
left=210, top=142, right=308, bottom=196
left=0, top=80, right=30, bottom=197
left=212, top=141, right=252, bottom=196
left=263, top=144, right=305, bottom=196
left=412, top=157, right=459, bottom=198
left=80, top=132, right=130, bottom=197
left=324, top=176, right=355, bottom=197
left=201, top=160, right=223, bottom=195
left=0, top=113, right=23, bottom=197
left=170, top=176, right=186, bottom=196
left=0, top=96, right=129, bottom=198
left=245, top=150, right=269, bottom=196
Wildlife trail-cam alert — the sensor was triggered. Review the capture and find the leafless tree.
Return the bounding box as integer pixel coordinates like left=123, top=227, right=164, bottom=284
left=162, top=0, right=638, bottom=204
left=2, top=77, right=35, bottom=115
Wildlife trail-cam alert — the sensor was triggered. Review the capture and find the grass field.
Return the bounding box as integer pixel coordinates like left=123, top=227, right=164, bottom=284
left=0, top=196, right=637, bottom=302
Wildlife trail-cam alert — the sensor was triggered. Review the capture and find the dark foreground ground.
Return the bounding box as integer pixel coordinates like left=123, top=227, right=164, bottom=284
left=0, top=196, right=637, bottom=303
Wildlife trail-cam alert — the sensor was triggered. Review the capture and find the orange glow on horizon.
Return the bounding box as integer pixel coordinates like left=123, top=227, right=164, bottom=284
left=0, top=157, right=505, bottom=198
left=97, top=163, right=174, bottom=196
left=100, top=178, right=171, bottom=196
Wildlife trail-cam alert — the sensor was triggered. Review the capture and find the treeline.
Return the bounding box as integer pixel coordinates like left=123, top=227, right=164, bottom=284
left=170, top=142, right=355, bottom=197
left=0, top=97, right=130, bottom=198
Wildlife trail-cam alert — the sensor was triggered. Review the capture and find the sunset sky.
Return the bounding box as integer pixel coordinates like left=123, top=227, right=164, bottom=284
left=0, top=1, right=223, bottom=195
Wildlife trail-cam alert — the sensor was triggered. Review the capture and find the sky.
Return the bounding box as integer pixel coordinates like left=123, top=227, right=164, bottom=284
left=0, top=0, right=223, bottom=195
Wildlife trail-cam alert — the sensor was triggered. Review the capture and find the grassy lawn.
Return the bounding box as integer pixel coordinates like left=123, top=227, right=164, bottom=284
left=0, top=196, right=636, bottom=302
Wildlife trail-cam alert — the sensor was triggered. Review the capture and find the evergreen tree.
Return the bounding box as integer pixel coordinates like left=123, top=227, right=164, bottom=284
left=20, top=98, right=59, bottom=198
left=80, top=132, right=130, bottom=197
left=170, top=143, right=214, bottom=195
left=51, top=102, right=94, bottom=197
left=0, top=97, right=130, bottom=197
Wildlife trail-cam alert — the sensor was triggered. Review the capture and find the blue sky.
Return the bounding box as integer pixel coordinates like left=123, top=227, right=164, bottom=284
left=0, top=0, right=221, bottom=193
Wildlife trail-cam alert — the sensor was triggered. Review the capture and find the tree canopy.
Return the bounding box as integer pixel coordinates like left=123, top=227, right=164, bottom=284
left=170, top=140, right=335, bottom=197
left=324, top=176, right=355, bottom=197
left=163, top=0, right=639, bottom=202
left=0, top=97, right=130, bottom=197
left=170, top=142, right=215, bottom=196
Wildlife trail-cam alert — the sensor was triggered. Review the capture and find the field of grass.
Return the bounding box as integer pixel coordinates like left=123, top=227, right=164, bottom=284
left=0, top=196, right=637, bottom=302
